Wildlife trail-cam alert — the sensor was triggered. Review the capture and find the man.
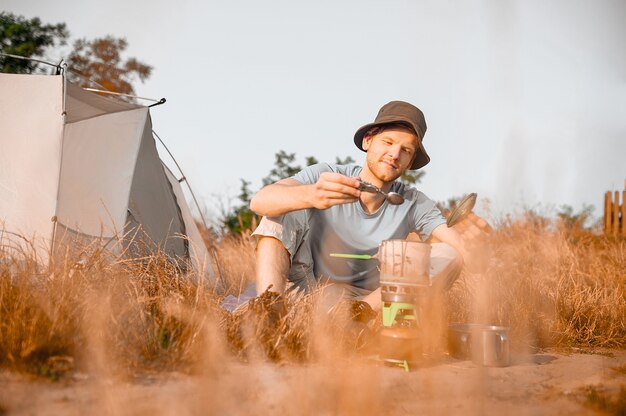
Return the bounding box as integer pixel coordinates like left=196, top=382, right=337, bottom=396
left=250, top=101, right=475, bottom=312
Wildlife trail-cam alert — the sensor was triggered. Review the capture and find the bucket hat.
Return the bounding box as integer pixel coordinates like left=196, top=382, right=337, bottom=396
left=353, top=101, right=429, bottom=170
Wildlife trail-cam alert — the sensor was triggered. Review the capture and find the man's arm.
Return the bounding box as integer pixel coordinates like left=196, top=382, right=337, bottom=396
left=250, top=172, right=362, bottom=217
left=431, top=224, right=468, bottom=264
left=431, top=213, right=493, bottom=272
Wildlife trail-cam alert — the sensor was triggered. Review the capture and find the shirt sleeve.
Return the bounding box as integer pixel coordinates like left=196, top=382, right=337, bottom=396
left=291, top=163, right=339, bottom=184
left=410, top=192, right=446, bottom=240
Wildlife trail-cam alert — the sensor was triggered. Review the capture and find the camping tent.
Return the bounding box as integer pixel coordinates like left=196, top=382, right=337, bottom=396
left=0, top=73, right=215, bottom=281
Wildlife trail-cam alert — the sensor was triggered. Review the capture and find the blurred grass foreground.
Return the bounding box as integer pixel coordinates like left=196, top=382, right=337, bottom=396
left=0, top=211, right=624, bottom=380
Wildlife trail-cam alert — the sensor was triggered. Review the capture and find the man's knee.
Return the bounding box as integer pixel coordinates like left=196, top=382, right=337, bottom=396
left=257, top=236, right=290, bottom=259
left=255, top=236, right=291, bottom=294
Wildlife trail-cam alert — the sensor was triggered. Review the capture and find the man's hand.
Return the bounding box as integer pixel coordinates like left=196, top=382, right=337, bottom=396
left=310, top=172, right=361, bottom=210
left=450, top=212, right=492, bottom=272
left=250, top=174, right=361, bottom=217
left=452, top=212, right=492, bottom=241
left=431, top=212, right=493, bottom=273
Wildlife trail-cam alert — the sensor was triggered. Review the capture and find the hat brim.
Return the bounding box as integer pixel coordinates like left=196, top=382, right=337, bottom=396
left=353, top=122, right=430, bottom=170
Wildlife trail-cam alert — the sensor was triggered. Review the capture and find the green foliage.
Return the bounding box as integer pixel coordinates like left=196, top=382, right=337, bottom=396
left=223, top=151, right=325, bottom=235
left=223, top=180, right=260, bottom=235
left=0, top=12, right=68, bottom=74
left=67, top=36, right=152, bottom=95
left=557, top=204, right=594, bottom=230
left=436, top=195, right=464, bottom=216
left=334, top=155, right=354, bottom=165
left=261, top=151, right=322, bottom=186
left=0, top=13, right=151, bottom=98
left=400, top=170, right=425, bottom=186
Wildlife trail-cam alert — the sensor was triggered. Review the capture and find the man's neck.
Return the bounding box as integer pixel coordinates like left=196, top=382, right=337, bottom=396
left=359, top=192, right=386, bottom=214
left=358, top=167, right=393, bottom=214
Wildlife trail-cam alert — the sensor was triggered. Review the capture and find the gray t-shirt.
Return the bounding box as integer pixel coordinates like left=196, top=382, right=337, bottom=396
left=292, top=163, right=446, bottom=290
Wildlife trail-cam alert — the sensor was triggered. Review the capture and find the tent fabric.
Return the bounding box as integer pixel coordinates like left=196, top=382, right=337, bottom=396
left=57, top=108, right=147, bottom=237
left=65, top=82, right=139, bottom=123
left=163, top=165, right=215, bottom=280
left=0, top=74, right=63, bottom=259
left=0, top=73, right=215, bottom=282
left=124, top=114, right=187, bottom=260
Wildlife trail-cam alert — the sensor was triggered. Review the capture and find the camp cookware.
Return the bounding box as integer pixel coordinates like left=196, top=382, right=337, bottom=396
left=379, top=326, right=422, bottom=365
left=378, top=240, right=431, bottom=288
left=446, top=193, right=478, bottom=227
left=330, top=240, right=430, bottom=282
left=331, top=240, right=431, bottom=300
left=448, top=323, right=510, bottom=367
left=357, top=179, right=405, bottom=205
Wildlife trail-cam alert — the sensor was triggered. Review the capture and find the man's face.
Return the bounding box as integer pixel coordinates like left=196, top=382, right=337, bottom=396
left=362, top=127, right=418, bottom=183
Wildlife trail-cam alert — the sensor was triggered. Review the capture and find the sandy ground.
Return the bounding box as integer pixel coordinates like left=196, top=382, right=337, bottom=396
left=1, top=350, right=624, bottom=415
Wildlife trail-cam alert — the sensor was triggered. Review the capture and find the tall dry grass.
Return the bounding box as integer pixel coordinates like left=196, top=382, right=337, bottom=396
left=447, top=215, right=626, bottom=351
left=0, top=215, right=624, bottom=381
left=0, top=241, right=229, bottom=379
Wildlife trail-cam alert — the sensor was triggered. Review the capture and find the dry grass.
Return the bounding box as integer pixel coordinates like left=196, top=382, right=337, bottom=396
left=446, top=216, right=626, bottom=352
left=0, top=214, right=624, bottom=382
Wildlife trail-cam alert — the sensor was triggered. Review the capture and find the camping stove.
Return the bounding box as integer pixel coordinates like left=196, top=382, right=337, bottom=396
left=377, top=240, right=431, bottom=367
left=379, top=274, right=429, bottom=366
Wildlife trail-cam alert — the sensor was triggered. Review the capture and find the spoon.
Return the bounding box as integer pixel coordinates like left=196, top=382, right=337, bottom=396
left=357, top=179, right=405, bottom=205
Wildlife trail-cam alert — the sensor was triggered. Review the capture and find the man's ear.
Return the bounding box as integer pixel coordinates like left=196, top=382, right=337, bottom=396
left=362, top=135, right=372, bottom=150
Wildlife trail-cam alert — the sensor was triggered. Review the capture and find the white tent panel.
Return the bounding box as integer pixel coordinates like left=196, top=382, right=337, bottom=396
left=0, top=74, right=63, bottom=254
left=65, top=82, right=139, bottom=124
left=163, top=166, right=216, bottom=283
left=56, top=108, right=147, bottom=237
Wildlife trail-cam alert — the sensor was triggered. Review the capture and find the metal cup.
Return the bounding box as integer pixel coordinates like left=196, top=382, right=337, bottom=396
left=470, top=325, right=510, bottom=367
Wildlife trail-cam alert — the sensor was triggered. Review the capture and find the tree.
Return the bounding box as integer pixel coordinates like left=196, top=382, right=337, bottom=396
left=67, top=36, right=152, bottom=95
left=0, top=13, right=151, bottom=97
left=261, top=151, right=309, bottom=186
left=400, top=170, right=426, bottom=185
left=557, top=204, right=594, bottom=230
left=0, top=12, right=68, bottom=74
left=223, top=180, right=260, bottom=235
left=436, top=195, right=465, bottom=217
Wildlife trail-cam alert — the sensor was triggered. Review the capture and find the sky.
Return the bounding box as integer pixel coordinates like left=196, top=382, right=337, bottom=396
left=4, top=0, right=625, bottom=226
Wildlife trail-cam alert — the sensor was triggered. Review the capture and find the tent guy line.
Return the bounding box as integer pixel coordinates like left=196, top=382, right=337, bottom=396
left=82, top=87, right=165, bottom=104
left=0, top=53, right=165, bottom=104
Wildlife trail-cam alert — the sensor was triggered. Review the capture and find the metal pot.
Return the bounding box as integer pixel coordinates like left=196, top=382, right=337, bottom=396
left=448, top=323, right=510, bottom=367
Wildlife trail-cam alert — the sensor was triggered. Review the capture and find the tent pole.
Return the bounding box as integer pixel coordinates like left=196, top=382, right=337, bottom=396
left=50, top=62, right=69, bottom=260
left=152, top=130, right=210, bottom=232
left=0, top=52, right=61, bottom=70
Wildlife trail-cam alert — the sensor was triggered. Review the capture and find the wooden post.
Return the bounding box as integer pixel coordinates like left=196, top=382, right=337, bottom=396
left=604, top=191, right=612, bottom=235
left=603, top=184, right=626, bottom=237
left=621, top=191, right=626, bottom=237
left=613, top=191, right=620, bottom=236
